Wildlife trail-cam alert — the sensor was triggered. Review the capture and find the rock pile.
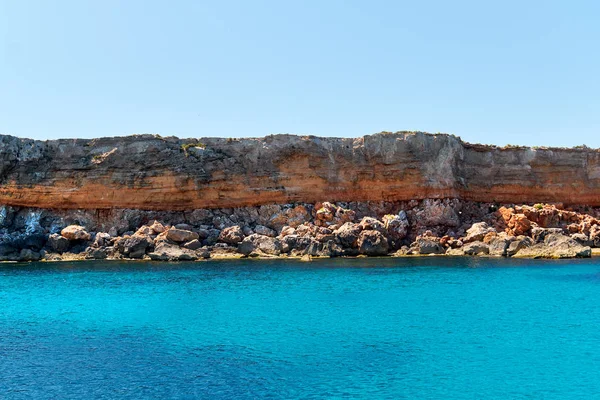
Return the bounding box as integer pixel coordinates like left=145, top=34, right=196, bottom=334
left=0, top=201, right=597, bottom=262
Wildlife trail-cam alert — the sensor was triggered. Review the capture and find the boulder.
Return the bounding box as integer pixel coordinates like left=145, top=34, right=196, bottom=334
left=531, top=227, right=564, bottom=243
left=357, top=230, right=389, bottom=256
left=117, top=234, right=152, bottom=259
left=513, top=233, right=591, bottom=259
left=334, top=222, right=363, bottom=248
left=135, top=225, right=154, bottom=236
left=237, top=234, right=282, bottom=256
left=218, top=225, right=245, bottom=244
left=279, top=226, right=296, bottom=237
left=506, top=236, right=533, bottom=257
left=359, top=217, right=386, bottom=234
left=304, top=239, right=344, bottom=257
left=175, top=223, right=193, bottom=231
left=253, top=225, right=276, bottom=237
left=166, top=228, right=199, bottom=243
left=61, top=225, right=91, bottom=241
left=462, top=241, right=490, bottom=256
left=410, top=236, right=444, bottom=255
left=464, top=222, right=496, bottom=243
left=149, top=220, right=166, bottom=234
left=383, top=211, right=409, bottom=241
left=315, top=202, right=336, bottom=222
left=571, top=233, right=593, bottom=247
left=19, top=248, right=41, bottom=261
left=85, top=247, right=108, bottom=259
left=47, top=233, right=70, bottom=253
left=183, top=239, right=203, bottom=250
left=148, top=242, right=198, bottom=261
left=92, top=232, right=111, bottom=248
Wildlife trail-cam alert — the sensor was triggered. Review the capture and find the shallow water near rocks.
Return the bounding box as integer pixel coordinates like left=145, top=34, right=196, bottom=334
left=2, top=257, right=600, bottom=399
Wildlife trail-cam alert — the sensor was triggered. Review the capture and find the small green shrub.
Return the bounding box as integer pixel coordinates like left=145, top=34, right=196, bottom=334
left=533, top=203, right=544, bottom=210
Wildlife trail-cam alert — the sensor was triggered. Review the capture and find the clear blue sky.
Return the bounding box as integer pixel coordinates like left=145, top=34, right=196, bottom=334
left=1, top=0, right=599, bottom=147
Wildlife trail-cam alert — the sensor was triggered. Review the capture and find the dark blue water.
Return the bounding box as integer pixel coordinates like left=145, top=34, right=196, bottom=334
left=2, top=258, right=600, bottom=399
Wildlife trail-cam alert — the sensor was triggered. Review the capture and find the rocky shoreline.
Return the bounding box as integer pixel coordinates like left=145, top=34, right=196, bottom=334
left=0, top=199, right=597, bottom=262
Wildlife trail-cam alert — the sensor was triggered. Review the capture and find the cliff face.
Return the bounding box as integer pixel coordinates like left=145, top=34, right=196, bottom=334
left=1, top=132, right=600, bottom=210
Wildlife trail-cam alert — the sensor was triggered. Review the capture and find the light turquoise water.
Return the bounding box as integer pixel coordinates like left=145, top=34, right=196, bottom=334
left=1, top=257, right=600, bottom=399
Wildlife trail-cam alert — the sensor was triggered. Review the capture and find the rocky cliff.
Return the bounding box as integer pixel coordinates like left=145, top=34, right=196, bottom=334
left=1, top=131, right=600, bottom=210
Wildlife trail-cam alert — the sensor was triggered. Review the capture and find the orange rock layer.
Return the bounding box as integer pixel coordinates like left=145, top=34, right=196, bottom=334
left=0, top=132, right=599, bottom=210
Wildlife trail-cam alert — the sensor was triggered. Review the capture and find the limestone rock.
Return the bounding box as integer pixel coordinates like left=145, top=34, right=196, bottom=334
left=218, top=225, right=245, bottom=244
left=462, top=241, right=490, bottom=256
left=237, top=234, right=282, bottom=256
left=148, top=242, right=198, bottom=261
left=383, top=211, right=409, bottom=241
left=334, top=222, right=363, bottom=248
left=117, top=234, right=152, bottom=259
left=513, top=233, right=591, bottom=259
left=183, top=239, right=203, bottom=250
left=47, top=233, right=70, bottom=253
left=464, top=222, right=496, bottom=243
left=410, top=235, right=444, bottom=255
left=253, top=225, right=276, bottom=237
left=359, top=217, right=386, bottom=234
left=357, top=230, right=389, bottom=256
left=61, top=225, right=91, bottom=241
left=166, top=228, right=199, bottom=243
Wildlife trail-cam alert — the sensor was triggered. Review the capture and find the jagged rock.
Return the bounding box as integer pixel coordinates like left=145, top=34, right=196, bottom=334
left=304, top=239, right=344, bottom=257
left=513, top=233, right=591, bottom=259
left=183, top=239, right=203, bottom=250
left=166, top=228, right=199, bottom=243
left=590, top=225, right=600, bottom=247
left=47, top=233, right=70, bottom=253
left=85, top=247, right=107, bottom=259
left=486, top=235, right=510, bottom=256
left=315, top=202, right=336, bottom=222
left=333, top=222, right=363, bottom=248
left=506, top=236, right=533, bottom=257
left=117, top=235, right=153, bottom=258
left=19, top=248, right=41, bottom=261
left=117, top=234, right=152, bottom=259
left=149, top=220, right=166, bottom=234
left=237, top=234, right=282, bottom=256
left=359, top=217, right=386, bottom=233
left=175, top=223, right=193, bottom=231
left=462, top=241, right=490, bottom=256
left=571, top=233, right=593, bottom=247
left=464, top=222, right=496, bottom=243
left=279, top=226, right=296, bottom=237
left=218, top=225, right=245, bottom=244
left=531, top=227, right=564, bottom=243
left=410, top=235, right=444, bottom=255
left=61, top=225, right=91, bottom=241
left=92, top=232, right=111, bottom=248
left=416, top=199, right=460, bottom=228
left=148, top=242, right=198, bottom=261
left=357, top=230, right=389, bottom=256
left=383, top=211, right=409, bottom=242
left=135, top=225, right=154, bottom=236
left=254, top=225, right=276, bottom=237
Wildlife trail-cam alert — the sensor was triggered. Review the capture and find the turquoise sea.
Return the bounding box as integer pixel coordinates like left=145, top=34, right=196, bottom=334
left=1, top=257, right=600, bottom=399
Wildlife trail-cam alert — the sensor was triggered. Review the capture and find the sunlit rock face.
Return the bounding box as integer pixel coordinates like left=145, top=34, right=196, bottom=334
left=0, top=132, right=600, bottom=210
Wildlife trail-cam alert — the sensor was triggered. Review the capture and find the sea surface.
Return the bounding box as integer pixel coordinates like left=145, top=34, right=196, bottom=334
left=1, top=257, right=600, bottom=399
